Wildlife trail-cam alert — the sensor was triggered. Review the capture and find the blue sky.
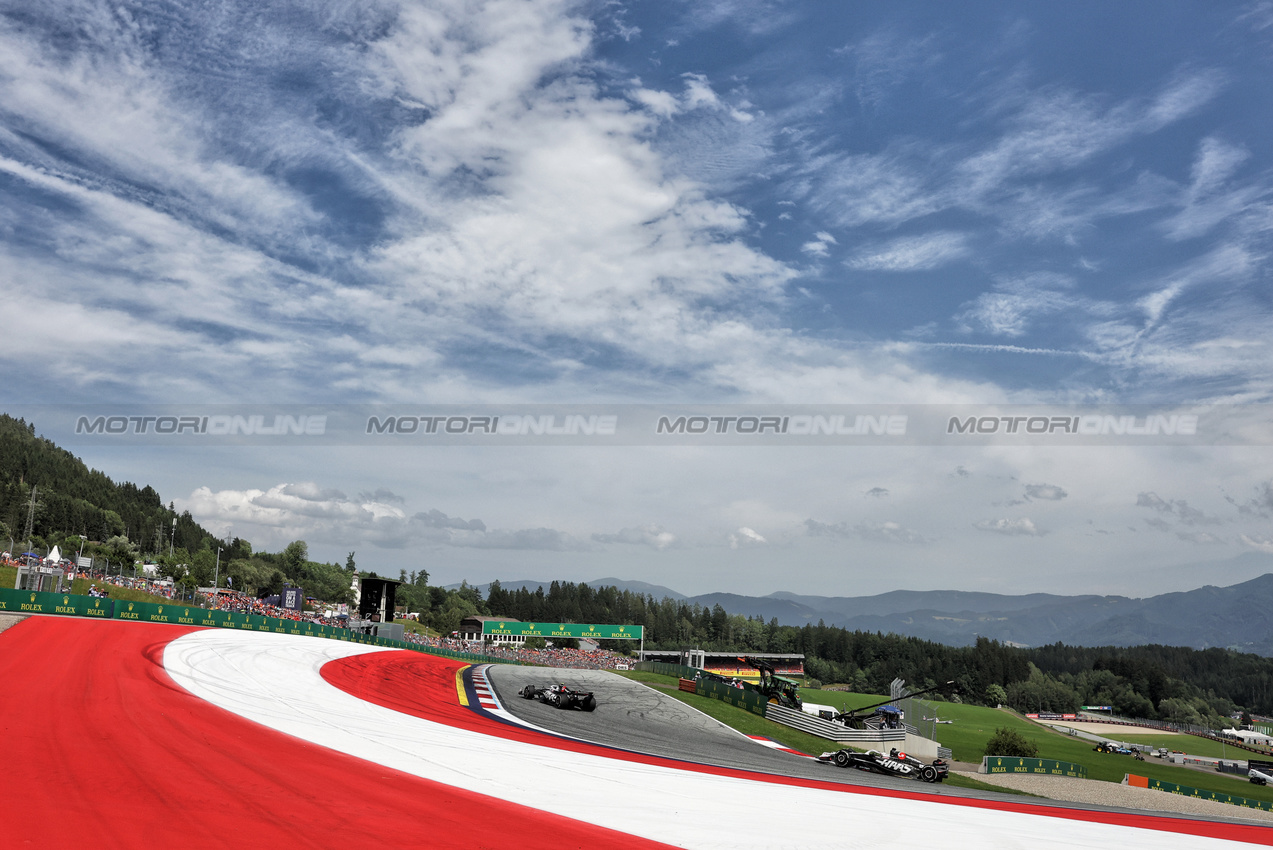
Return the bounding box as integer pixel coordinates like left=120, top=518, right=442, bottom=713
left=3, top=1, right=1273, bottom=598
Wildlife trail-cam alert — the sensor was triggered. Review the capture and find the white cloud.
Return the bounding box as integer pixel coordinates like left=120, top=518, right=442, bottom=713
left=1136, top=491, right=1223, bottom=526
left=804, top=517, right=929, bottom=544
left=1176, top=531, right=1224, bottom=545
left=632, top=87, right=681, bottom=118
left=801, top=231, right=837, bottom=257
left=1024, top=483, right=1067, bottom=501
left=956, top=273, right=1090, bottom=338
left=847, top=232, right=969, bottom=271
left=855, top=520, right=931, bottom=545
left=1162, top=137, right=1263, bottom=240
left=729, top=526, right=767, bottom=548
left=1241, top=533, right=1273, bottom=554
left=593, top=524, right=678, bottom=549
left=973, top=517, right=1042, bottom=536
left=179, top=482, right=586, bottom=551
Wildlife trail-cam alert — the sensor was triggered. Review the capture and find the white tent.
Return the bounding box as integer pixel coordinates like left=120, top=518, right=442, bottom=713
left=1223, top=728, right=1273, bottom=743
left=45, top=545, right=61, bottom=563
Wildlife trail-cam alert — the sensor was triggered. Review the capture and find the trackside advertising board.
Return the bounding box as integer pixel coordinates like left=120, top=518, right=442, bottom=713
left=983, top=757, right=1087, bottom=778
left=695, top=676, right=770, bottom=717
left=482, top=620, right=643, bottom=640
left=0, top=587, right=517, bottom=663
left=0, top=589, right=115, bottom=618
left=1140, top=776, right=1273, bottom=813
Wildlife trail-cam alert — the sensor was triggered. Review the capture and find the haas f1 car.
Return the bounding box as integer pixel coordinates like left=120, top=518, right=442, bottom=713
left=817, top=748, right=949, bottom=783
left=519, top=683, right=597, bottom=711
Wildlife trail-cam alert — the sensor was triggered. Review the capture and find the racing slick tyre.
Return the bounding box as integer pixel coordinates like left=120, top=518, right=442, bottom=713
left=520, top=686, right=535, bottom=699
left=833, top=751, right=850, bottom=768
left=583, top=695, right=597, bottom=712
left=1252, top=777, right=1267, bottom=786
left=920, top=766, right=938, bottom=783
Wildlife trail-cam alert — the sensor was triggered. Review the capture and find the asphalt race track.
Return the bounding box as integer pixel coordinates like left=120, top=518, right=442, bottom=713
left=2, top=617, right=1271, bottom=849
left=488, top=664, right=980, bottom=788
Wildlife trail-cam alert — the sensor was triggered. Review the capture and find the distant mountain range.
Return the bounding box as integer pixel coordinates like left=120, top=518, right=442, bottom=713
left=451, top=552, right=1273, bottom=654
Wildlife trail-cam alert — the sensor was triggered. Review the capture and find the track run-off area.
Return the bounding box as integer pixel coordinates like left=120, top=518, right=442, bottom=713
left=2, top=618, right=1270, bottom=849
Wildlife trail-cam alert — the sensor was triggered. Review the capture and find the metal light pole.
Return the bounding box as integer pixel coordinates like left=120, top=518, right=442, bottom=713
left=169, top=517, right=176, bottom=558
left=212, top=546, right=223, bottom=608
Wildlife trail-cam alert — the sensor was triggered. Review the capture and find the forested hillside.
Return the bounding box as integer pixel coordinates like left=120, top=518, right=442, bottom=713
left=0, top=414, right=229, bottom=558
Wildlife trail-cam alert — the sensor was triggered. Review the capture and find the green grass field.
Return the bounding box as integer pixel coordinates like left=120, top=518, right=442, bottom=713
left=816, top=685, right=1273, bottom=801
left=612, top=670, right=1022, bottom=794
left=614, top=673, right=1273, bottom=804
left=1112, top=732, right=1247, bottom=761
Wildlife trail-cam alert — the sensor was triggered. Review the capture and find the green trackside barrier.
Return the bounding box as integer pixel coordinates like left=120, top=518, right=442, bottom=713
left=696, top=676, right=769, bottom=717
left=1, top=585, right=525, bottom=665
left=77, top=595, right=116, bottom=620
left=113, top=599, right=150, bottom=622
left=0, top=587, right=115, bottom=618
left=109, top=599, right=199, bottom=625
left=984, top=757, right=1087, bottom=778
left=217, top=609, right=247, bottom=629
left=1146, top=779, right=1273, bottom=812
left=195, top=608, right=225, bottom=628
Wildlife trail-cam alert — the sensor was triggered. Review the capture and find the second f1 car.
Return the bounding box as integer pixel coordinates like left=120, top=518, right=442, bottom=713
left=816, top=748, right=949, bottom=782
left=519, top=683, right=597, bottom=711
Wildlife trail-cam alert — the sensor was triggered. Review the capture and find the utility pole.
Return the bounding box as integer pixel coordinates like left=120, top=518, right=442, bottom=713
left=23, top=485, right=38, bottom=555
left=169, top=516, right=176, bottom=558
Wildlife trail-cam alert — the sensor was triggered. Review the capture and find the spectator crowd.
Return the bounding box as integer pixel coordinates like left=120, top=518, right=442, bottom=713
left=74, top=573, right=637, bottom=669
left=403, top=631, right=634, bottom=669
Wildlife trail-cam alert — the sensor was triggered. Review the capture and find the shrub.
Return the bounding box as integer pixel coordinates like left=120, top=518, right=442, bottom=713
left=984, top=727, right=1039, bottom=758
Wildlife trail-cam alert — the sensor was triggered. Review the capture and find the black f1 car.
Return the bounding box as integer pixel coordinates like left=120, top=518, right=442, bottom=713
left=519, top=683, right=597, bottom=711
left=816, top=748, right=949, bottom=782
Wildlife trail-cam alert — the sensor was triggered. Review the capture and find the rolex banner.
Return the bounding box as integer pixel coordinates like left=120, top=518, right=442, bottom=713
left=482, top=620, right=643, bottom=640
